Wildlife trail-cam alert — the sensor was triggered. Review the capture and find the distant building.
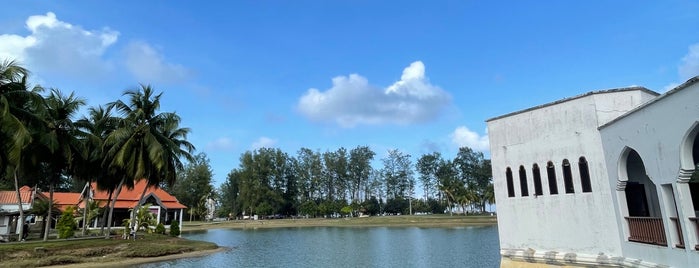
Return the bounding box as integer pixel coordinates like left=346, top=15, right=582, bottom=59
left=0, top=186, right=40, bottom=239
left=1, top=180, right=186, bottom=239
left=488, top=76, right=699, bottom=267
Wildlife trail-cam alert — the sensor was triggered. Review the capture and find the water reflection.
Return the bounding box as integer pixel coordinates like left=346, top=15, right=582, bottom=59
left=139, top=226, right=500, bottom=268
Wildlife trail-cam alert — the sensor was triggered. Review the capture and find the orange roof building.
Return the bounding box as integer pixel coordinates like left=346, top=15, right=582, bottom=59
left=87, top=180, right=186, bottom=228
left=0, top=186, right=43, bottom=237
left=2, top=181, right=185, bottom=237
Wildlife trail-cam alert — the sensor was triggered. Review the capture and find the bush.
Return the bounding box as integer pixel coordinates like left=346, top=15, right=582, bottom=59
left=57, top=207, right=77, bottom=239
left=155, top=223, right=166, bottom=234
left=169, top=220, right=180, bottom=236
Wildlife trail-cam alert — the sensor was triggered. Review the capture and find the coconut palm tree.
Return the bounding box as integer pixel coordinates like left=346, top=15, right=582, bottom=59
left=103, top=84, right=194, bottom=236
left=34, top=88, right=86, bottom=240
left=74, top=106, right=120, bottom=235
left=0, top=59, right=44, bottom=241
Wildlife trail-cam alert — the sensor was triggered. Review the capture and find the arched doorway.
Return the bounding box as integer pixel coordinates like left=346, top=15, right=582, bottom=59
left=679, top=123, right=699, bottom=250
left=621, top=148, right=666, bottom=246
left=625, top=150, right=661, bottom=217
left=689, top=132, right=699, bottom=215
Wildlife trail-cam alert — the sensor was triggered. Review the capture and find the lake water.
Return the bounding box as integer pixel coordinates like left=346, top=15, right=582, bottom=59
left=139, top=225, right=501, bottom=267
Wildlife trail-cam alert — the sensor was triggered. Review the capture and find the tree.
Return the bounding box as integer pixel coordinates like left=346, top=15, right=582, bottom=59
left=104, top=85, right=194, bottom=236
left=36, top=88, right=86, bottom=240
left=416, top=152, right=441, bottom=200
left=453, top=147, right=492, bottom=212
left=75, top=106, right=119, bottom=235
left=171, top=153, right=214, bottom=220
left=30, top=198, right=59, bottom=238
left=348, top=146, right=375, bottom=202
left=381, top=149, right=414, bottom=200
left=436, top=160, right=458, bottom=215
left=56, top=206, right=77, bottom=239
left=0, top=59, right=44, bottom=241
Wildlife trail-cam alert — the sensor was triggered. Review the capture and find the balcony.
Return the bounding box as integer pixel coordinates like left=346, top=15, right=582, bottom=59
left=626, top=217, right=667, bottom=246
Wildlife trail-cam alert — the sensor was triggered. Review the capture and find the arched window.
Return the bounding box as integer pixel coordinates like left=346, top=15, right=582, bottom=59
left=532, top=164, right=543, bottom=196
left=547, top=161, right=558, bottom=195
left=506, top=167, right=515, bottom=197
left=579, top=157, right=592, bottom=192
left=562, top=159, right=575, bottom=193
left=519, top=165, right=529, bottom=196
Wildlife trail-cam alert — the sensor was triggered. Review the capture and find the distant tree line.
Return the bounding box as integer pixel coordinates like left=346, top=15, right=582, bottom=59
left=218, top=146, right=493, bottom=218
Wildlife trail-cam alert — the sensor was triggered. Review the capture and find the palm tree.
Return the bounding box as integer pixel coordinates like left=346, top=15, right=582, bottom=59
left=74, top=106, right=120, bottom=235
left=103, top=85, right=194, bottom=236
left=35, top=88, right=86, bottom=240
left=0, top=59, right=44, bottom=241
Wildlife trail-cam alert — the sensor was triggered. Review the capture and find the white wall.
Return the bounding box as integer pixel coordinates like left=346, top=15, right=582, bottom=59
left=488, top=89, right=656, bottom=257
left=599, top=78, right=699, bottom=267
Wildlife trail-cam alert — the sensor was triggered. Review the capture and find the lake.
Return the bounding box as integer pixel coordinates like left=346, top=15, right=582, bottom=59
left=139, top=225, right=501, bottom=267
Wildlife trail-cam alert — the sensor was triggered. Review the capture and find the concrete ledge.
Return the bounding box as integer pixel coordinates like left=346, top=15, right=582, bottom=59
left=500, top=248, right=668, bottom=268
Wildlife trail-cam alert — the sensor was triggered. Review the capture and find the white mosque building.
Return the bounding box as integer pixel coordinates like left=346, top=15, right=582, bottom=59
left=487, top=76, right=699, bottom=267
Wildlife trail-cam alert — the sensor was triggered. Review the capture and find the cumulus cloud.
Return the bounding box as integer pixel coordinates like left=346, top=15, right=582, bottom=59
left=124, top=41, right=190, bottom=84
left=663, top=43, right=699, bottom=92
left=0, top=12, right=118, bottom=76
left=679, top=44, right=699, bottom=79
left=450, top=126, right=489, bottom=152
left=206, top=137, right=236, bottom=151
left=297, top=61, right=451, bottom=127
left=251, top=137, right=277, bottom=150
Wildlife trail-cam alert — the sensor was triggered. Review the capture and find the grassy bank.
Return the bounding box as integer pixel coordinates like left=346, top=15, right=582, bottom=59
left=0, top=234, right=219, bottom=267
left=182, top=214, right=497, bottom=232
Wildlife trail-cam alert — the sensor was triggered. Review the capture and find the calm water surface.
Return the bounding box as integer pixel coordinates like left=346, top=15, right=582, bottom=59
left=139, top=225, right=500, bottom=268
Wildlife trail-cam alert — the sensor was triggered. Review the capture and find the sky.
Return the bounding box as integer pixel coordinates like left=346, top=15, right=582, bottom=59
left=2, top=1, right=699, bottom=187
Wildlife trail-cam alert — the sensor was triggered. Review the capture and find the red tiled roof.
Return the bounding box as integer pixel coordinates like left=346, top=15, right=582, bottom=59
left=0, top=186, right=33, bottom=204
left=53, top=192, right=82, bottom=211
left=90, top=180, right=186, bottom=209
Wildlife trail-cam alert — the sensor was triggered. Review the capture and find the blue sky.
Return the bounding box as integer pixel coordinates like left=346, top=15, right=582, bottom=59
left=2, top=1, right=699, bottom=187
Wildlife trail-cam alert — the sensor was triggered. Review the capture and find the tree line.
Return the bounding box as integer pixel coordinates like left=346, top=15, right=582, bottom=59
left=0, top=60, right=194, bottom=241
left=218, top=146, right=494, bottom=218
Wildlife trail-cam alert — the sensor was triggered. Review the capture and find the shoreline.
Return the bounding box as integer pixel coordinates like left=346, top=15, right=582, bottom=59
left=181, top=215, right=498, bottom=232
left=50, top=247, right=229, bottom=268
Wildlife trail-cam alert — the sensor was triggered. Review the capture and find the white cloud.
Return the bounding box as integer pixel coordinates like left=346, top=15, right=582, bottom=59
left=124, top=41, right=190, bottom=84
left=0, top=12, right=118, bottom=77
left=297, top=61, right=451, bottom=127
left=251, top=137, right=277, bottom=150
left=206, top=137, right=236, bottom=152
left=450, top=126, right=489, bottom=152
left=679, top=44, right=699, bottom=79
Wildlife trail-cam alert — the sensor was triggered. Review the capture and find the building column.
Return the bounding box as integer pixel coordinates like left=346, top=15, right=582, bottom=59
left=677, top=169, right=697, bottom=250
left=178, top=208, right=183, bottom=237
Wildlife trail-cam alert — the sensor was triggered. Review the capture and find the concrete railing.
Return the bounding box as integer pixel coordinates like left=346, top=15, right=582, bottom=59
left=690, top=217, right=699, bottom=250
left=625, top=217, right=667, bottom=246
left=670, top=217, right=685, bottom=248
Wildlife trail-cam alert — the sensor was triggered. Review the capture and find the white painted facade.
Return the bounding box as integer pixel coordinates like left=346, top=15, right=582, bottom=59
left=598, top=77, right=699, bottom=267
left=487, top=86, right=669, bottom=266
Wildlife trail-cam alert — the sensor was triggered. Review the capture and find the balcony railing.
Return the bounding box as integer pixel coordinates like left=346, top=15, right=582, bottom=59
left=670, top=217, right=684, bottom=248
left=690, top=217, right=699, bottom=250
left=625, top=217, right=667, bottom=246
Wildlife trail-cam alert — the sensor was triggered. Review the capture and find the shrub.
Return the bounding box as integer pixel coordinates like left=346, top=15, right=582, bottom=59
left=57, top=207, right=77, bottom=239
left=169, top=220, right=180, bottom=236
left=155, top=223, right=166, bottom=235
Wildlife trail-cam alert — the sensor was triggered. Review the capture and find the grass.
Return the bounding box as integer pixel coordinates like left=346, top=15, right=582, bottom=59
left=0, top=233, right=218, bottom=268
left=182, top=214, right=497, bottom=231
